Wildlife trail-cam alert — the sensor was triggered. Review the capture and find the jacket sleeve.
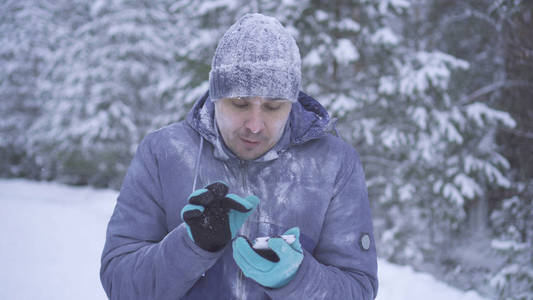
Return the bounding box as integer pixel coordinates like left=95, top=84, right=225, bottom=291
left=266, top=146, right=378, bottom=300
left=100, top=133, right=223, bottom=300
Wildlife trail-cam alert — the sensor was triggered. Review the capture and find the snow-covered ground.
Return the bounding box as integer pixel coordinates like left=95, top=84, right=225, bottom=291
left=0, top=179, right=491, bottom=300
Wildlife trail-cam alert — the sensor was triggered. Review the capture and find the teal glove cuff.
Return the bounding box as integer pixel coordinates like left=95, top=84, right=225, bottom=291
left=227, top=194, right=259, bottom=238
left=232, top=227, right=304, bottom=288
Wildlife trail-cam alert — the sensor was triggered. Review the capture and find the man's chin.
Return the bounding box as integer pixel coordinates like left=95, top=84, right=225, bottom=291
left=236, top=151, right=261, bottom=161
left=234, top=146, right=269, bottom=160
left=230, top=139, right=274, bottom=160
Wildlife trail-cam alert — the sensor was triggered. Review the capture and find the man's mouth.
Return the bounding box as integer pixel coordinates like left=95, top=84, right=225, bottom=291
left=240, top=137, right=260, bottom=146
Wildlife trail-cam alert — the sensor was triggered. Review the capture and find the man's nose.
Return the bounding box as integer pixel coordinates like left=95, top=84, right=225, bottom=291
left=244, top=109, right=265, bottom=134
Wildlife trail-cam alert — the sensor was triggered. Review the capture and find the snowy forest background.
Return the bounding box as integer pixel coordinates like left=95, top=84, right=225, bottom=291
left=1, top=0, right=531, bottom=299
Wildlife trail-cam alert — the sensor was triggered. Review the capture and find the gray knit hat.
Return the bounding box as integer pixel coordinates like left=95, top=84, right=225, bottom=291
left=209, top=13, right=301, bottom=102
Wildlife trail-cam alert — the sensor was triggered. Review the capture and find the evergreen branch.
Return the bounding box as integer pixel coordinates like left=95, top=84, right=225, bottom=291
left=362, top=156, right=400, bottom=167
left=459, top=80, right=532, bottom=105
left=499, top=127, right=533, bottom=140
left=439, top=9, right=500, bottom=32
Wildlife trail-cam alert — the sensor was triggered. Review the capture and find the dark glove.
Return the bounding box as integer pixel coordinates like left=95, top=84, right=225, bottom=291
left=181, top=181, right=259, bottom=252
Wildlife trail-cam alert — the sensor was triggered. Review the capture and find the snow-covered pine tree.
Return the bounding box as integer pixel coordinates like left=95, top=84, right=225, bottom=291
left=372, top=0, right=516, bottom=271
left=419, top=1, right=532, bottom=299
left=0, top=0, right=53, bottom=178
left=482, top=1, right=532, bottom=299
left=29, top=0, right=186, bottom=188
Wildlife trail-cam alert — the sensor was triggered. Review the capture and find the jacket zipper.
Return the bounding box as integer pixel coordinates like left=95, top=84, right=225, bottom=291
left=237, top=159, right=248, bottom=299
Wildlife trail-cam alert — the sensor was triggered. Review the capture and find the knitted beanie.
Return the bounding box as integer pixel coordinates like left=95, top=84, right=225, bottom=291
left=209, top=13, right=301, bottom=102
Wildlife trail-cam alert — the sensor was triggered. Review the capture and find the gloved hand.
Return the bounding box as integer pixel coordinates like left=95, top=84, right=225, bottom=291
left=181, top=181, right=259, bottom=252
left=232, top=227, right=304, bottom=288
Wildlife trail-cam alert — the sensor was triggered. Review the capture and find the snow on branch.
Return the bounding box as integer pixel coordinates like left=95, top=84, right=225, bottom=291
left=395, top=51, right=469, bottom=96
left=465, top=102, right=516, bottom=128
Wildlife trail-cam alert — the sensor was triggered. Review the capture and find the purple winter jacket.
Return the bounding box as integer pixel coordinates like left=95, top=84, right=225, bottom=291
left=100, top=91, right=378, bottom=299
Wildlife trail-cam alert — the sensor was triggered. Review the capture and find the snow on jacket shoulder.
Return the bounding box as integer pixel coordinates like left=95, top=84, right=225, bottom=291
left=100, top=91, right=378, bottom=299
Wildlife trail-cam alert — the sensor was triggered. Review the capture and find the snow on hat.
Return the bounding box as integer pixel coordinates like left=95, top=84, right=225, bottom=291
left=209, top=13, right=301, bottom=102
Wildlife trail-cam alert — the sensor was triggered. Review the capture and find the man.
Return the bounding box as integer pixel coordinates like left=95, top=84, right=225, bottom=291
left=100, top=13, right=378, bottom=299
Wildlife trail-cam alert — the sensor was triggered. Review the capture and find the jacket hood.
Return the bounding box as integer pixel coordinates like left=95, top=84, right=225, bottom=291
left=186, top=91, right=334, bottom=162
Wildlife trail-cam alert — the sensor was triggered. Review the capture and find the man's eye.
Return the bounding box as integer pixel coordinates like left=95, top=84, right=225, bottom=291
left=232, top=101, right=248, bottom=108
left=265, top=105, right=281, bottom=111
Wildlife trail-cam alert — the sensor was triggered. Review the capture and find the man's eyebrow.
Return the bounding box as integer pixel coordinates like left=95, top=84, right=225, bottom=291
left=265, top=97, right=290, bottom=102
left=227, top=97, right=248, bottom=101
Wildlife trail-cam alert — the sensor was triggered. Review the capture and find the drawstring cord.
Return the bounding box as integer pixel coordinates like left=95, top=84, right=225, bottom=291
left=192, top=136, right=204, bottom=193
left=328, top=117, right=340, bottom=137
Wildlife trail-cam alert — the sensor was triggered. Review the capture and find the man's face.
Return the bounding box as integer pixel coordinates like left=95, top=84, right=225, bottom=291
left=214, top=97, right=292, bottom=160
